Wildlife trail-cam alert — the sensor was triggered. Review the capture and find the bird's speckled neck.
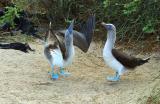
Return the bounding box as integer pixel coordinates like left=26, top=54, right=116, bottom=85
left=104, top=30, right=116, bottom=52
left=63, top=30, right=75, bottom=67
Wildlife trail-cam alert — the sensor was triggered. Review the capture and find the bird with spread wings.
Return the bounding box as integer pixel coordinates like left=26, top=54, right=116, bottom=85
left=44, top=15, right=95, bottom=80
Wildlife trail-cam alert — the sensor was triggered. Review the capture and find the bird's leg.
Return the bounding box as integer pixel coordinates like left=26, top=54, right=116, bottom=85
left=107, top=71, right=120, bottom=81
left=59, top=67, right=71, bottom=77
left=48, top=65, right=59, bottom=80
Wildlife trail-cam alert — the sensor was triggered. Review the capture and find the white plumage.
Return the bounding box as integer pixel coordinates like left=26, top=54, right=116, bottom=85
left=50, top=48, right=63, bottom=67
left=102, top=23, right=125, bottom=81
left=63, top=45, right=75, bottom=68
left=103, top=31, right=125, bottom=75
left=102, top=23, right=150, bottom=81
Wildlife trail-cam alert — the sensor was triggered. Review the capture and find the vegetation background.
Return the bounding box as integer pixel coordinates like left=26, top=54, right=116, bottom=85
left=13, top=0, right=160, bottom=37
left=9, top=0, right=159, bottom=52
left=1, top=0, right=160, bottom=42
left=0, top=0, right=160, bottom=103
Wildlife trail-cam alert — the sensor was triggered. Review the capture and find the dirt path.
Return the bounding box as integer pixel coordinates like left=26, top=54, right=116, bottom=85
left=0, top=42, right=159, bottom=104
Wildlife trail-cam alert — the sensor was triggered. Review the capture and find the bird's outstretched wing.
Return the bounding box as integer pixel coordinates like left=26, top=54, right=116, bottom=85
left=55, top=15, right=95, bottom=52
left=45, top=15, right=95, bottom=58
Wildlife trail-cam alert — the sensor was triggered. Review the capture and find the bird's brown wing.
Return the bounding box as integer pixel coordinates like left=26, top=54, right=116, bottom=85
left=50, top=30, right=67, bottom=59
left=56, top=15, right=95, bottom=52
left=56, top=30, right=89, bottom=52
left=112, top=49, right=147, bottom=69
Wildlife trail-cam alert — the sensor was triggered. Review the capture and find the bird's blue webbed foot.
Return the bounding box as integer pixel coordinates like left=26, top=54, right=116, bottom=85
left=48, top=65, right=59, bottom=80
left=51, top=73, right=59, bottom=80
left=107, top=72, right=120, bottom=81
left=59, top=68, right=71, bottom=77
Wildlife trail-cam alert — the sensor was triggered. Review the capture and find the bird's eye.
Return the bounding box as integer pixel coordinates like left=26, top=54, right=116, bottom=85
left=67, top=29, right=72, bottom=34
left=106, top=25, right=112, bottom=30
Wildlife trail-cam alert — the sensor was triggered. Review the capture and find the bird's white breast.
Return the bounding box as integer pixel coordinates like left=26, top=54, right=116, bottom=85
left=63, top=46, right=75, bottom=67
left=103, top=44, right=125, bottom=75
left=50, top=49, right=63, bottom=67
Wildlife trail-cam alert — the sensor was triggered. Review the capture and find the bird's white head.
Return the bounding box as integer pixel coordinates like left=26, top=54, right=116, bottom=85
left=101, top=22, right=116, bottom=32
left=101, top=22, right=117, bottom=49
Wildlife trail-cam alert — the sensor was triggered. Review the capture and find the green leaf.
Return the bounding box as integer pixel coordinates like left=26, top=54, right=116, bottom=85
left=142, top=21, right=155, bottom=33
left=142, top=26, right=155, bottom=33
left=0, top=5, right=21, bottom=28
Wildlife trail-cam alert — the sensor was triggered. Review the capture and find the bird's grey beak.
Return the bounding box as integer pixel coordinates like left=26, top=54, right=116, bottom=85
left=101, top=22, right=106, bottom=27
left=49, top=21, right=52, bottom=29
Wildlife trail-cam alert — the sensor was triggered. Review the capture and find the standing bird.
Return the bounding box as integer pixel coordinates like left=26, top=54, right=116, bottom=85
left=44, top=15, right=95, bottom=80
left=101, top=23, right=150, bottom=81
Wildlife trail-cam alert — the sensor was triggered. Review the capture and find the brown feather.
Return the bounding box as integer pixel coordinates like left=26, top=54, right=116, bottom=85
left=52, top=31, right=67, bottom=60
left=44, top=42, right=59, bottom=61
left=112, top=49, right=150, bottom=69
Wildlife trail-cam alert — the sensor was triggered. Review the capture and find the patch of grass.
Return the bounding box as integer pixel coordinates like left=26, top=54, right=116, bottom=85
left=146, top=86, right=160, bottom=104
left=138, top=82, right=160, bottom=104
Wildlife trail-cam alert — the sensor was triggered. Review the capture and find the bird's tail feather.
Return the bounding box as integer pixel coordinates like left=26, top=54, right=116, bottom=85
left=44, top=21, right=52, bottom=46
left=138, top=56, right=151, bottom=66
left=49, top=21, right=52, bottom=30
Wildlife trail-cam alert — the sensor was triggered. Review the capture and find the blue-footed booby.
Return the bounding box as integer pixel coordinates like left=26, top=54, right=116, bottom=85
left=101, top=22, right=150, bottom=81
left=44, top=15, right=95, bottom=80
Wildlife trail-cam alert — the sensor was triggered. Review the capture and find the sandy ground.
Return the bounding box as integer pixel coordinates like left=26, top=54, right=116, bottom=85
left=0, top=41, right=159, bottom=104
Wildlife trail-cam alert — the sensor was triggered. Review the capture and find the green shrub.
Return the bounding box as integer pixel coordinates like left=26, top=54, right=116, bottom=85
left=0, top=6, right=20, bottom=28
left=12, top=0, right=160, bottom=41
left=102, top=0, right=160, bottom=40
